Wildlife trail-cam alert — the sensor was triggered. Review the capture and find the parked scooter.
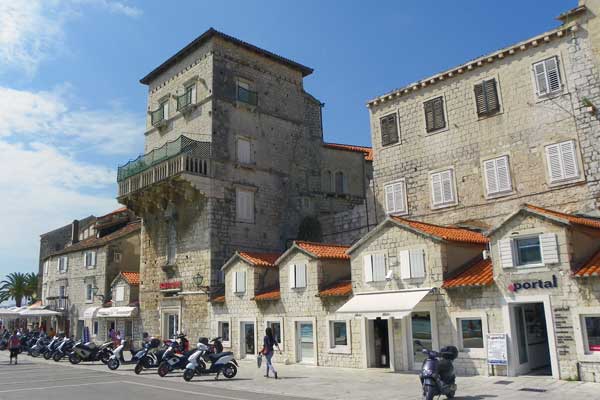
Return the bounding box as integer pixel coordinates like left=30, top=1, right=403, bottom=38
left=69, top=341, right=113, bottom=364
left=0, top=331, right=10, bottom=350
left=133, top=338, right=164, bottom=374
left=157, top=334, right=193, bottom=377
left=183, top=337, right=238, bottom=381
left=29, top=334, right=50, bottom=357
left=415, top=340, right=458, bottom=400
left=107, top=339, right=145, bottom=370
left=53, top=337, right=75, bottom=362
left=43, top=335, right=62, bottom=360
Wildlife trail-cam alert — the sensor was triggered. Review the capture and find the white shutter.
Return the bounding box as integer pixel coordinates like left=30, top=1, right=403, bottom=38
left=363, top=255, right=373, bottom=283
left=163, top=101, right=169, bottom=119
left=57, top=259, right=60, bottom=271
left=393, top=182, right=405, bottom=213
left=498, top=239, right=514, bottom=268
left=289, top=265, right=297, bottom=288
left=246, top=191, right=254, bottom=222
left=484, top=159, right=498, bottom=194
left=372, top=254, right=386, bottom=281
left=91, top=251, right=96, bottom=266
left=431, top=173, right=443, bottom=205
left=64, top=257, right=68, bottom=272
left=239, top=272, right=246, bottom=293
left=441, top=170, right=454, bottom=203
left=540, top=233, right=559, bottom=264
left=496, top=156, right=511, bottom=192
left=560, top=141, right=578, bottom=179
left=385, top=185, right=395, bottom=213
left=232, top=272, right=238, bottom=293
left=237, top=139, right=251, bottom=164
left=296, top=264, right=307, bottom=288
left=533, top=60, right=549, bottom=95
left=546, top=143, right=563, bottom=182
left=545, top=57, right=561, bottom=93
left=399, top=250, right=411, bottom=279
left=409, top=249, right=425, bottom=279
left=236, top=189, right=254, bottom=222
left=191, top=85, right=197, bottom=104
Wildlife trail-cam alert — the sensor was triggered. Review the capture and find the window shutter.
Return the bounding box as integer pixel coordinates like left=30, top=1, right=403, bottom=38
left=232, top=272, right=238, bottom=293
left=296, top=264, right=307, bottom=288
left=399, top=250, right=411, bottom=279
left=240, top=272, right=246, bottom=292
left=290, top=264, right=297, bottom=288
left=385, top=185, right=395, bottom=213
left=163, top=101, right=169, bottom=119
left=393, top=182, right=405, bottom=213
left=479, top=79, right=500, bottom=115
left=495, top=156, right=511, bottom=192
left=484, top=159, right=498, bottom=194
left=546, top=143, right=563, bottom=182
left=431, top=173, right=443, bottom=205
left=534, top=61, right=549, bottom=95
left=65, top=257, right=68, bottom=272
left=92, top=251, right=97, bottom=266
left=372, top=254, right=386, bottom=281
left=57, top=259, right=60, bottom=271
left=540, top=233, right=559, bottom=264
left=560, top=141, right=578, bottom=179
left=545, top=57, right=561, bottom=93
left=474, top=83, right=485, bottom=115
left=237, top=139, right=251, bottom=164
left=363, top=255, right=373, bottom=283
left=380, top=114, right=399, bottom=146
left=191, top=85, right=197, bottom=104
left=432, top=97, right=446, bottom=130
left=246, top=191, right=254, bottom=222
left=409, top=249, right=425, bottom=278
left=498, top=239, right=514, bottom=268
left=441, top=170, right=454, bottom=203
left=424, top=100, right=435, bottom=132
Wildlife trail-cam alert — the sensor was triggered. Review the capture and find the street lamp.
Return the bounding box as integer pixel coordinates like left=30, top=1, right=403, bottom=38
left=92, top=286, right=104, bottom=301
left=192, top=273, right=210, bottom=293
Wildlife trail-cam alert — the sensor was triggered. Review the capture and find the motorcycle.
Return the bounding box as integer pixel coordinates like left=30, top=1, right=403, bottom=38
left=107, top=339, right=145, bottom=370
left=53, top=337, right=75, bottom=362
left=415, top=340, right=458, bottom=400
left=43, top=336, right=62, bottom=360
left=0, top=331, right=10, bottom=350
left=29, top=334, right=49, bottom=357
left=183, top=337, right=238, bottom=381
left=69, top=341, right=113, bottom=364
left=157, top=335, right=193, bottom=377
left=133, top=338, right=164, bottom=375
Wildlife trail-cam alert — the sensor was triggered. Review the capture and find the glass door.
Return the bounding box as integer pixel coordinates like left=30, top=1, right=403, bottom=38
left=297, top=322, right=314, bottom=363
left=411, top=311, right=432, bottom=370
left=243, top=322, right=255, bottom=356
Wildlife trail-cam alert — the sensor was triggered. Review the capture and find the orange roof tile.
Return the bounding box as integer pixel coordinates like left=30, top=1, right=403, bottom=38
left=318, top=281, right=352, bottom=297
left=443, top=257, right=494, bottom=289
left=574, top=249, right=600, bottom=277
left=253, top=288, right=281, bottom=301
left=238, top=252, right=281, bottom=268
left=323, top=143, right=373, bottom=161
left=211, top=295, right=225, bottom=303
left=392, top=217, right=489, bottom=245
left=295, top=241, right=351, bottom=260
left=525, top=204, right=600, bottom=230
left=121, top=272, right=140, bottom=285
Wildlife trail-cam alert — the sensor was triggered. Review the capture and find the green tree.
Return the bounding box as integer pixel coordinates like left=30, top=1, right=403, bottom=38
left=24, top=273, right=38, bottom=304
left=0, top=272, right=32, bottom=307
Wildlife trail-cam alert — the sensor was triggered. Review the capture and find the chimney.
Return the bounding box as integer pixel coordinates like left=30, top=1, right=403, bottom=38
left=71, top=220, right=79, bottom=244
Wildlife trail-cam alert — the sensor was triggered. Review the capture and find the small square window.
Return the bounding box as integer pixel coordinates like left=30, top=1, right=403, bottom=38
left=218, top=321, right=230, bottom=344
left=584, top=316, right=600, bottom=353
left=459, top=319, right=484, bottom=349
left=515, top=237, right=542, bottom=266
left=237, top=80, right=258, bottom=105
left=330, top=321, right=348, bottom=347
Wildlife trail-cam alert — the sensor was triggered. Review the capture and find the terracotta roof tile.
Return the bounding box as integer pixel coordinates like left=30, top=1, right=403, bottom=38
left=574, top=249, right=600, bottom=277
left=443, top=257, right=494, bottom=289
left=525, top=204, right=600, bottom=230
left=318, top=281, right=352, bottom=297
left=392, top=217, right=489, bottom=245
left=238, top=252, right=281, bottom=268
left=323, top=143, right=373, bottom=161
left=121, top=272, right=140, bottom=286
left=253, top=288, right=281, bottom=301
left=295, top=241, right=351, bottom=260
left=211, top=295, right=225, bottom=303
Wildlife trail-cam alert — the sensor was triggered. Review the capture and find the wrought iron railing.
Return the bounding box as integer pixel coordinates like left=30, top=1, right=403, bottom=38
left=177, top=89, right=193, bottom=110
left=117, top=136, right=211, bottom=197
left=237, top=86, right=258, bottom=106
left=151, top=106, right=165, bottom=125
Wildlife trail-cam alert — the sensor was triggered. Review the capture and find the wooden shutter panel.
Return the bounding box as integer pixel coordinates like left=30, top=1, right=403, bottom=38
left=546, top=143, right=564, bottom=182
left=441, top=170, right=454, bottom=203
left=409, top=249, right=425, bottom=279
left=297, top=264, right=307, bottom=287
left=496, top=156, right=511, bottom=192
left=534, top=61, right=549, bottom=95
left=372, top=254, right=386, bottom=281
left=399, top=250, right=411, bottom=279
left=484, top=159, right=498, bottom=194
left=545, top=57, right=561, bottom=93
left=424, top=100, right=435, bottom=132
left=560, top=141, right=578, bottom=179
left=484, top=79, right=500, bottom=114
left=432, top=97, right=446, bottom=130
left=431, top=173, right=443, bottom=205
left=380, top=114, right=399, bottom=146
left=540, top=233, right=559, bottom=264
left=246, top=191, right=254, bottom=222
left=237, top=139, right=251, bottom=164
left=65, top=257, right=68, bottom=272
left=363, top=255, right=373, bottom=283
left=474, top=83, right=486, bottom=115
left=498, top=239, right=514, bottom=268
left=385, top=185, right=395, bottom=213
left=393, top=182, right=405, bottom=213
left=232, top=271, right=237, bottom=293
left=163, top=101, right=169, bottom=119
left=191, top=85, right=197, bottom=104
left=289, top=264, right=297, bottom=288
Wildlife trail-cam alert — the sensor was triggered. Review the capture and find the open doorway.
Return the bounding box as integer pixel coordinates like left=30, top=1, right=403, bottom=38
left=369, top=318, right=390, bottom=368
left=511, top=303, right=551, bottom=376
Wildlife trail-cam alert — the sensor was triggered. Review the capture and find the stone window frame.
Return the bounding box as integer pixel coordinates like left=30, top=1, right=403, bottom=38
left=383, top=178, right=408, bottom=216
left=428, top=166, right=458, bottom=210
left=264, top=317, right=285, bottom=351
left=235, top=185, right=257, bottom=224
left=235, top=135, right=255, bottom=166
left=480, top=153, right=515, bottom=200
left=379, top=110, right=401, bottom=147
left=451, top=311, right=488, bottom=359
left=573, top=307, right=600, bottom=362
left=215, top=317, right=232, bottom=348
left=160, top=305, right=181, bottom=340
left=496, top=227, right=559, bottom=273
left=473, top=74, right=504, bottom=120
left=530, top=53, right=568, bottom=102
left=289, top=316, right=317, bottom=365
left=542, top=138, right=585, bottom=188
left=325, top=316, right=352, bottom=354
left=239, top=318, right=258, bottom=359
left=422, top=93, right=450, bottom=135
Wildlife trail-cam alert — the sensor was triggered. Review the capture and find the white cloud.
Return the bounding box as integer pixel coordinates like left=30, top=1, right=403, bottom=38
left=78, top=0, right=143, bottom=18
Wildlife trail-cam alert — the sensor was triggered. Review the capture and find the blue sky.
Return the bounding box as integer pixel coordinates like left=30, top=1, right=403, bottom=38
left=0, top=0, right=573, bottom=285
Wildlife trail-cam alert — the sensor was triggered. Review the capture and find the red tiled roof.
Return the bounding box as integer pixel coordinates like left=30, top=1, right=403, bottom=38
left=211, top=295, right=225, bottom=303
left=323, top=143, right=373, bottom=161
left=253, top=288, right=281, bottom=301
left=443, top=257, right=494, bottom=289
left=101, top=207, right=128, bottom=217
left=318, top=281, right=352, bottom=297
left=121, top=272, right=140, bottom=286
left=238, top=252, right=281, bottom=268
left=574, top=249, right=600, bottom=277
left=295, top=241, right=351, bottom=260
left=392, top=217, right=489, bottom=245
left=524, top=204, right=600, bottom=230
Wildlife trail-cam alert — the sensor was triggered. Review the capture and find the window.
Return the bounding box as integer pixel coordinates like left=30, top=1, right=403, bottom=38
left=236, top=137, right=252, bottom=164
left=58, top=256, right=68, bottom=273
left=533, top=56, right=562, bottom=96
left=430, top=169, right=456, bottom=207
left=363, top=254, right=386, bottom=282
left=166, top=218, right=177, bottom=265
left=399, top=249, right=426, bottom=279
left=233, top=271, right=246, bottom=293
left=330, top=321, right=348, bottom=347
left=424, top=96, right=446, bottom=132
left=458, top=318, right=484, bottom=349
left=289, top=264, right=307, bottom=288
left=474, top=79, right=500, bottom=116
left=380, top=113, right=399, bottom=146
left=151, top=100, right=169, bottom=125
left=237, top=80, right=258, bottom=105
left=384, top=180, right=407, bottom=214
left=483, top=156, right=512, bottom=196
left=114, top=252, right=122, bottom=263
left=166, top=314, right=179, bottom=339
left=545, top=140, right=580, bottom=183
left=515, top=237, right=542, bottom=266
left=115, top=285, right=125, bottom=302
left=583, top=316, right=600, bottom=353
left=218, top=321, right=230, bottom=344
left=84, top=251, right=96, bottom=268
left=335, top=171, right=346, bottom=194
left=266, top=321, right=282, bottom=345
left=93, top=320, right=99, bottom=336
left=236, top=188, right=255, bottom=223
left=58, top=286, right=66, bottom=309
left=177, top=84, right=196, bottom=111
left=43, top=260, right=49, bottom=275
left=498, top=233, right=559, bottom=268
left=85, top=283, right=93, bottom=302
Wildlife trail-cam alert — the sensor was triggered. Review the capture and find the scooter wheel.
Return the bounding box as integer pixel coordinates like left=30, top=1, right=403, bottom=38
left=157, top=362, right=170, bottom=377
left=107, top=358, right=120, bottom=370
left=183, top=369, right=195, bottom=382
left=53, top=352, right=62, bottom=362
left=422, top=386, right=436, bottom=400
left=43, top=351, right=53, bottom=360
left=134, top=363, right=144, bottom=375
left=223, top=363, right=237, bottom=379
left=69, top=353, right=81, bottom=365
left=100, top=352, right=110, bottom=365
left=31, top=349, right=40, bottom=358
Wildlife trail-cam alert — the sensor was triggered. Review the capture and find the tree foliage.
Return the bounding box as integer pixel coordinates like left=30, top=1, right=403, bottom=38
left=0, top=272, right=38, bottom=307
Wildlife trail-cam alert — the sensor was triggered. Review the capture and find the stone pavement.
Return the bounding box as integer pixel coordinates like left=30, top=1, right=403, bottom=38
left=2, top=351, right=600, bottom=400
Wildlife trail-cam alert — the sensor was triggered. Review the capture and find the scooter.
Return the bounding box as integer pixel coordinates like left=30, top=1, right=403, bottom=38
left=107, top=339, right=145, bottom=370
left=69, top=341, right=113, bottom=364
left=133, top=338, right=164, bottom=374
left=43, top=336, right=62, bottom=360
left=183, top=337, right=238, bottom=381
left=53, top=337, right=75, bottom=362
left=29, top=334, right=50, bottom=357
left=415, top=340, right=458, bottom=400
left=0, top=331, right=10, bottom=350
left=157, top=335, right=193, bottom=377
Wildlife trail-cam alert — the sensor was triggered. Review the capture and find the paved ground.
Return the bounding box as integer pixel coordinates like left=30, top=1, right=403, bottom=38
left=1, top=351, right=600, bottom=400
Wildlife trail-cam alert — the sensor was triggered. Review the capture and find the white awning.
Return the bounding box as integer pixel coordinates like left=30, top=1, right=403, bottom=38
left=336, top=288, right=432, bottom=319
left=0, top=307, right=25, bottom=317
left=96, top=306, right=138, bottom=318
left=19, top=308, right=61, bottom=317
left=83, top=306, right=100, bottom=319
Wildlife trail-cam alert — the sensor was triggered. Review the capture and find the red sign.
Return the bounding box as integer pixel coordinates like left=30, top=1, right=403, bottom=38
left=160, top=281, right=182, bottom=290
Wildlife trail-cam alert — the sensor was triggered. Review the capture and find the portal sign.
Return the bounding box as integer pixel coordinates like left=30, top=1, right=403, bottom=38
left=508, top=274, right=558, bottom=292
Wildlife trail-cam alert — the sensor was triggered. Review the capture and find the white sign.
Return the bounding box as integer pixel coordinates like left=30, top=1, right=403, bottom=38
left=487, top=333, right=508, bottom=366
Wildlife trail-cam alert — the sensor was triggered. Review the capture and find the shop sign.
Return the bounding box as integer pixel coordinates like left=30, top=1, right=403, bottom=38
left=508, top=275, right=557, bottom=292
left=159, top=281, right=182, bottom=291
left=487, top=333, right=508, bottom=366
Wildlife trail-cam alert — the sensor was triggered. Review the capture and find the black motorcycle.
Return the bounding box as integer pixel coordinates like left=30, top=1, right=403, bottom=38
left=53, top=337, right=75, bottom=362
left=69, top=341, right=113, bottom=364
left=416, top=340, right=458, bottom=400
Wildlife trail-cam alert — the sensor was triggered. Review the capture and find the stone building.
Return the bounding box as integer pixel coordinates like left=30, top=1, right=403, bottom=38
left=41, top=208, right=141, bottom=341
left=116, top=28, right=372, bottom=340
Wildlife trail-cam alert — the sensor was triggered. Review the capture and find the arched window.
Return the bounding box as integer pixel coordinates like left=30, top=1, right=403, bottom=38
left=323, top=170, right=332, bottom=192
left=335, top=171, right=345, bottom=194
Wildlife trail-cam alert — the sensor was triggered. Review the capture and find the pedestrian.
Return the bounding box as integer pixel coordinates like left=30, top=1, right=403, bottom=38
left=8, top=330, right=20, bottom=365
left=115, top=330, right=122, bottom=346
left=260, top=327, right=282, bottom=379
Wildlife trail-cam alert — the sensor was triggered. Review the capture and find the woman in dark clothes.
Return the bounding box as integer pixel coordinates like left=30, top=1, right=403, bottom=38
left=260, top=327, right=282, bottom=379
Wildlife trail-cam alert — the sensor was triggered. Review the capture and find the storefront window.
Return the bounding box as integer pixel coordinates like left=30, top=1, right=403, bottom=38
left=330, top=321, right=348, bottom=347
left=515, top=237, right=542, bottom=266
left=584, top=316, right=600, bottom=353
left=218, top=321, right=230, bottom=342
left=459, top=318, right=483, bottom=349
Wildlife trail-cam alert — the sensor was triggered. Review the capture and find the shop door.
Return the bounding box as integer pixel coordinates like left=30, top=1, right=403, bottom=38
left=297, top=322, right=314, bottom=363
left=241, top=322, right=255, bottom=357
left=512, top=303, right=551, bottom=376
left=411, top=311, right=432, bottom=370
left=372, top=318, right=390, bottom=368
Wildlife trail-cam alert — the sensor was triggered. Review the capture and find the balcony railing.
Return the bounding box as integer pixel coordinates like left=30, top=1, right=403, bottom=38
left=177, top=90, right=193, bottom=111
left=151, top=106, right=165, bottom=126
left=237, top=86, right=258, bottom=106
left=117, top=136, right=211, bottom=198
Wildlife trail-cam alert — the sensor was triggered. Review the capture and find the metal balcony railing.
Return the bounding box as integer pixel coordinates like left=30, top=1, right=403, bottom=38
left=237, top=86, right=258, bottom=106
left=117, top=135, right=211, bottom=197
left=177, top=90, right=193, bottom=111
left=151, top=106, right=165, bottom=125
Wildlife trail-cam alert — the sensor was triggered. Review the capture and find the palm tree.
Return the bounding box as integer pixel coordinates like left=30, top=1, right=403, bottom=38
left=24, top=273, right=38, bottom=304
left=0, top=272, right=29, bottom=307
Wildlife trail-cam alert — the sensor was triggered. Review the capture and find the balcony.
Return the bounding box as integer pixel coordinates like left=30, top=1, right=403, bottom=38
left=117, top=135, right=211, bottom=198
left=237, top=86, right=258, bottom=106
left=45, top=296, right=69, bottom=313
left=151, top=106, right=167, bottom=128
left=176, top=90, right=196, bottom=114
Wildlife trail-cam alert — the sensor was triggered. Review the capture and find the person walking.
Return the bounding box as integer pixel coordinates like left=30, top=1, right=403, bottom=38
left=8, top=330, right=20, bottom=365
left=260, top=327, right=281, bottom=379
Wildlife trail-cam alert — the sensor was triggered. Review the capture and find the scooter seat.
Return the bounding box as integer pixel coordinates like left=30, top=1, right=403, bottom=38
left=208, top=351, right=233, bottom=361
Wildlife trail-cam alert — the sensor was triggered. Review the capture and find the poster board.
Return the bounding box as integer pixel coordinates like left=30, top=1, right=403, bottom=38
left=487, top=333, right=508, bottom=365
